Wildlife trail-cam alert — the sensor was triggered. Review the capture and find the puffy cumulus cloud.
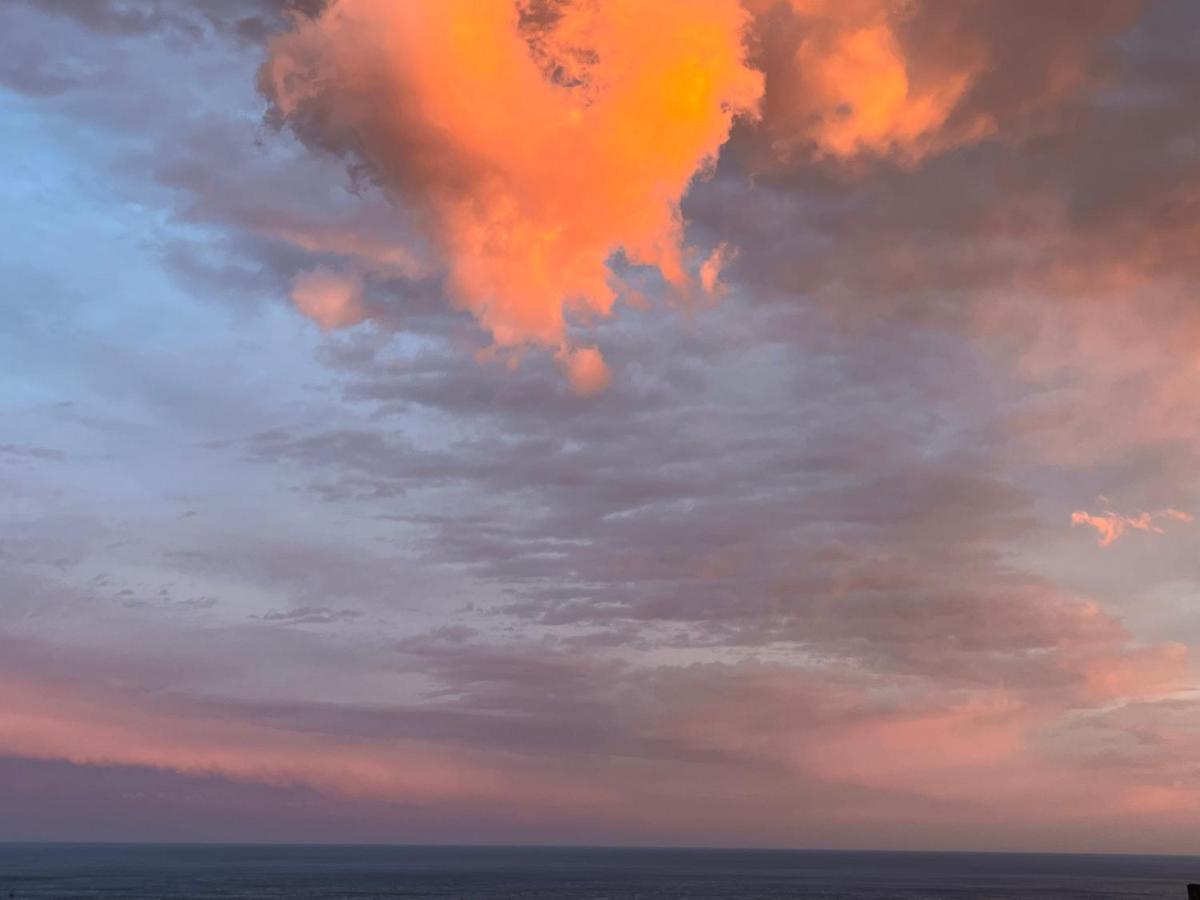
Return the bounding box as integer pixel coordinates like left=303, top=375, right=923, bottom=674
left=744, top=0, right=1143, bottom=165
left=259, top=0, right=764, bottom=381
left=1072, top=505, right=1193, bottom=548
left=289, top=266, right=368, bottom=330
left=746, top=0, right=981, bottom=162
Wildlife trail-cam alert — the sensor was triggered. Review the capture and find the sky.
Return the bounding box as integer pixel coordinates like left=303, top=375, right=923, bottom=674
left=1, top=0, right=1199, bottom=853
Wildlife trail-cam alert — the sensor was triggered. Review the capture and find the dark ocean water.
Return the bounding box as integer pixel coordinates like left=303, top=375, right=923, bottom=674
left=0, top=844, right=1196, bottom=900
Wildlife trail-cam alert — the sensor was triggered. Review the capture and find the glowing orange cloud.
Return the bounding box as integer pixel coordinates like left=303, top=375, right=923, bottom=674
left=743, top=0, right=981, bottom=164
left=1071, top=505, right=1192, bottom=547
left=775, top=0, right=981, bottom=161
left=261, top=0, right=763, bottom=391
left=748, top=0, right=1140, bottom=167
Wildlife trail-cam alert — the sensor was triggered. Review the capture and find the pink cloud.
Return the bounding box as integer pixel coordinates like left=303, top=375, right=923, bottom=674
left=699, top=242, right=736, bottom=296
left=1071, top=505, right=1193, bottom=547
left=0, top=669, right=607, bottom=815
left=290, top=267, right=368, bottom=331
left=560, top=344, right=612, bottom=397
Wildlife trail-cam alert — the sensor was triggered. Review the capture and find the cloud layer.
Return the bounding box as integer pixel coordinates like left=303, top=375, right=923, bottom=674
left=1, top=0, right=1199, bottom=852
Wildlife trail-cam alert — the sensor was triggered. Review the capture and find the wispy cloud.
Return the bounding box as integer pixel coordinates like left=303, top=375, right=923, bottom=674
left=1071, top=505, right=1192, bottom=547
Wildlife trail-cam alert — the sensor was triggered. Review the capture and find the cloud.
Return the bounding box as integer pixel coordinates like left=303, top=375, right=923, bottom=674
left=252, top=0, right=1149, bottom=393
left=0, top=443, right=65, bottom=462
left=8, top=0, right=1200, bottom=852
left=260, top=0, right=764, bottom=379
left=257, top=605, right=363, bottom=625
left=0, top=663, right=518, bottom=808
left=678, top=2, right=1200, bottom=472
left=698, top=242, right=735, bottom=296
left=26, top=0, right=328, bottom=43
left=560, top=344, right=612, bottom=397
left=746, top=0, right=981, bottom=163
left=1071, top=506, right=1193, bottom=547
left=744, top=0, right=1143, bottom=166
left=289, top=267, right=368, bottom=331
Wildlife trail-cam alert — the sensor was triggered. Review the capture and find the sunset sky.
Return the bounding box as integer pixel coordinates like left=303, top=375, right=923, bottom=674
left=3, top=0, right=1200, bottom=852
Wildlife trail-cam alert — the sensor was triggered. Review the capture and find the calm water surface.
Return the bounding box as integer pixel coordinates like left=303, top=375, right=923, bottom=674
left=0, top=844, right=1196, bottom=899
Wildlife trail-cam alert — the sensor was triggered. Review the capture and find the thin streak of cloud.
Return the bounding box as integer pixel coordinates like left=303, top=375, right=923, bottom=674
left=1071, top=505, right=1193, bottom=547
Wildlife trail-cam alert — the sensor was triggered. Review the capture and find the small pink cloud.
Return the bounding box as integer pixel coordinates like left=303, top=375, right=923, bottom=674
left=699, top=243, right=736, bottom=296
left=289, top=267, right=368, bottom=331
left=561, top=345, right=612, bottom=397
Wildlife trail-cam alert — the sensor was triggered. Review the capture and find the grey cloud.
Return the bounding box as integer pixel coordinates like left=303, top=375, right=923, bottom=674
left=25, top=0, right=325, bottom=43
left=257, top=605, right=362, bottom=625
left=0, top=443, right=64, bottom=461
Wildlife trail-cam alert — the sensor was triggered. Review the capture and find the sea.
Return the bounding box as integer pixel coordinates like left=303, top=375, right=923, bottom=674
left=0, top=844, right=1196, bottom=899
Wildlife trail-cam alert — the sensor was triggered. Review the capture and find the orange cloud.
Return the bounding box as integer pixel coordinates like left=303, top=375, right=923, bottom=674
left=561, top=344, right=612, bottom=397
left=1071, top=505, right=1192, bottom=547
left=747, top=0, right=1141, bottom=166
left=776, top=1, right=980, bottom=161
left=290, top=267, right=368, bottom=331
left=261, top=0, right=764, bottom=382
left=744, top=0, right=978, bottom=164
